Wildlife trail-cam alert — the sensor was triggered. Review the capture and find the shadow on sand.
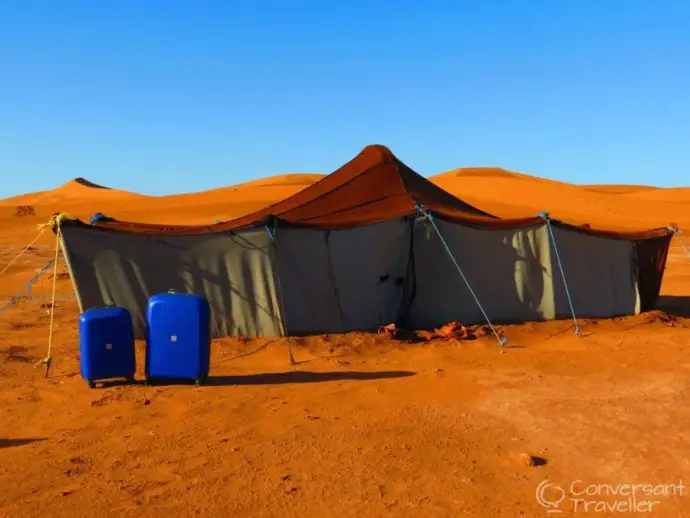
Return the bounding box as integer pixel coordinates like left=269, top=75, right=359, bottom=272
left=204, top=370, right=416, bottom=386
left=657, top=295, right=690, bottom=317
left=77, top=370, right=417, bottom=388
left=0, top=438, right=46, bottom=449
left=137, top=370, right=417, bottom=387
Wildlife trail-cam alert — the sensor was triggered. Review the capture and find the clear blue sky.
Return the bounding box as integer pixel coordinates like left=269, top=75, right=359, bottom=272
left=1, top=1, right=689, bottom=198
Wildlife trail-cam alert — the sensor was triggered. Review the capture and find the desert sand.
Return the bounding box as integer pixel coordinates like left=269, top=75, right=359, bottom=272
left=1, top=166, right=690, bottom=517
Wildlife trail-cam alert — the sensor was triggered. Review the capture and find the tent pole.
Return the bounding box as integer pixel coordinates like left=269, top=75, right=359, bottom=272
left=265, top=222, right=296, bottom=365
left=539, top=212, right=581, bottom=336
left=415, top=205, right=507, bottom=348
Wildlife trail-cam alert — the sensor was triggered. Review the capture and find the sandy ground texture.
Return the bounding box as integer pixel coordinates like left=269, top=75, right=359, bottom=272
left=2, top=169, right=690, bottom=517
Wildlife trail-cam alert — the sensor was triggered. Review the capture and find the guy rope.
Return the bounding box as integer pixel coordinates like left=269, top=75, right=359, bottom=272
left=539, top=211, right=581, bottom=336
left=0, top=216, right=63, bottom=312
left=0, top=222, right=51, bottom=279
left=34, top=213, right=71, bottom=378
left=0, top=260, right=53, bottom=313
left=415, top=204, right=508, bottom=348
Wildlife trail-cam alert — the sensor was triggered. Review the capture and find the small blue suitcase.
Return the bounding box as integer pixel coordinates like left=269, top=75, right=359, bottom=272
left=79, top=306, right=136, bottom=388
left=145, top=292, right=211, bottom=385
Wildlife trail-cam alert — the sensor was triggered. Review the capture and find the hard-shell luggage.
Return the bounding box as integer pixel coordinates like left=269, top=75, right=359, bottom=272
left=145, top=292, right=211, bottom=385
left=79, top=305, right=136, bottom=388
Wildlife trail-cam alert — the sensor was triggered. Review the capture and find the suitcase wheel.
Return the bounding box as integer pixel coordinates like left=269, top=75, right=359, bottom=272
left=87, top=380, right=95, bottom=389
left=194, top=377, right=204, bottom=386
left=126, top=376, right=136, bottom=385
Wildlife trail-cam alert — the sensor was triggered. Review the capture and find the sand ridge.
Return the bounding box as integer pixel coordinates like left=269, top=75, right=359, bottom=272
left=2, top=165, right=689, bottom=229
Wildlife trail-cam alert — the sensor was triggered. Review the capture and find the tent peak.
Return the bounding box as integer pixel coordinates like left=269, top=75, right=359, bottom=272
left=355, top=144, right=400, bottom=164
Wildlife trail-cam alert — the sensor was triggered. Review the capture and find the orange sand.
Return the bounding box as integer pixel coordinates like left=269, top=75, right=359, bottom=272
left=1, top=167, right=690, bottom=517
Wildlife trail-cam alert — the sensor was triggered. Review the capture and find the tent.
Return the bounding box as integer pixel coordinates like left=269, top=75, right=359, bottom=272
left=57, top=145, right=673, bottom=339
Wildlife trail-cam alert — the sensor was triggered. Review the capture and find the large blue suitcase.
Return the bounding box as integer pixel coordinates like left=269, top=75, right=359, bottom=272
left=79, top=306, right=136, bottom=388
left=145, top=292, right=211, bottom=385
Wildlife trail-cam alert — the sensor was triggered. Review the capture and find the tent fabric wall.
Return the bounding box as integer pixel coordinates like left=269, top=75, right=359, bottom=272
left=550, top=227, right=640, bottom=318
left=406, top=220, right=555, bottom=329
left=273, top=227, right=342, bottom=335
left=405, top=219, right=649, bottom=329
left=327, top=219, right=411, bottom=332
left=275, top=219, right=412, bottom=335
left=57, top=214, right=672, bottom=339
left=60, top=224, right=284, bottom=339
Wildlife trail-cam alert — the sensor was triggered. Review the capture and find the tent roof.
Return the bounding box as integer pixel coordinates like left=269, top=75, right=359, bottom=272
left=81, top=145, right=673, bottom=240
left=90, top=144, right=497, bottom=234
left=224, top=144, right=495, bottom=228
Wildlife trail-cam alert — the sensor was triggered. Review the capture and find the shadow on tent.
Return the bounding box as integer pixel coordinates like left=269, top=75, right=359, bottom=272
left=657, top=295, right=690, bottom=317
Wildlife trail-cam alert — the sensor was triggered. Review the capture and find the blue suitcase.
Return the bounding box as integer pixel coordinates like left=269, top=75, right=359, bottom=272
left=145, top=292, right=211, bottom=385
left=79, top=306, right=136, bottom=388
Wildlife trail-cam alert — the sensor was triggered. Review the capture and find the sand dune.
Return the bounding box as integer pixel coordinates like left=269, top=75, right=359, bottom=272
left=240, top=173, right=325, bottom=188
left=154, top=174, right=323, bottom=206
left=106, top=174, right=326, bottom=224
left=433, top=169, right=690, bottom=230
left=0, top=174, right=324, bottom=207
left=0, top=177, right=146, bottom=208
left=153, top=174, right=323, bottom=200
left=68, top=177, right=112, bottom=190
left=444, top=166, right=565, bottom=184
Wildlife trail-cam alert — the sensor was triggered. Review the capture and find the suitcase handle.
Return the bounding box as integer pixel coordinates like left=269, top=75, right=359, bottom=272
left=168, top=289, right=177, bottom=294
